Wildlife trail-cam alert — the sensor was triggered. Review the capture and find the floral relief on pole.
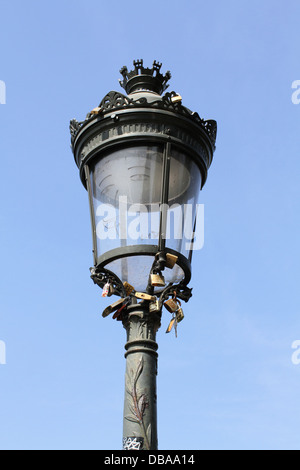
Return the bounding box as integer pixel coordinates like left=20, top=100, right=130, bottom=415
left=127, top=316, right=157, bottom=342
left=125, top=357, right=152, bottom=450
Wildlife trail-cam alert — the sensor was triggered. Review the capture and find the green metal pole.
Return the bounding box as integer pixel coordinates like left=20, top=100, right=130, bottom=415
left=122, top=304, right=161, bottom=450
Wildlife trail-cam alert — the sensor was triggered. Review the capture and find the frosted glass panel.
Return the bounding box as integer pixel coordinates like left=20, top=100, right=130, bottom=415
left=90, top=146, right=163, bottom=257
left=88, top=145, right=201, bottom=291
left=165, top=149, right=202, bottom=259
left=92, top=146, right=163, bottom=206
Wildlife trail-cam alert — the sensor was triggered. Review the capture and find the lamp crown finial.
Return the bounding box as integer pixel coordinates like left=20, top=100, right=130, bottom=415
left=119, top=59, right=171, bottom=95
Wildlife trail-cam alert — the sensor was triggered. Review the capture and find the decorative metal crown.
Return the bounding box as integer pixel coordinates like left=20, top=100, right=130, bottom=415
left=119, top=59, right=171, bottom=95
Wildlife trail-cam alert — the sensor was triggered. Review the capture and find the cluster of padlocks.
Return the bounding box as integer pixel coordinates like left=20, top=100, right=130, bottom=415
left=100, top=269, right=184, bottom=337
left=164, top=292, right=184, bottom=338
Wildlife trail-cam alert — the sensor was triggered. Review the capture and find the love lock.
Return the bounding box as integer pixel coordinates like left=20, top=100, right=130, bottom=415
left=164, top=298, right=178, bottom=313
left=150, top=273, right=165, bottom=287
left=134, top=292, right=156, bottom=302
left=102, top=298, right=125, bottom=317
left=112, top=298, right=131, bottom=321
left=123, top=282, right=135, bottom=296
left=166, top=316, right=176, bottom=334
left=165, top=253, right=178, bottom=269
left=165, top=292, right=184, bottom=337
left=149, top=300, right=160, bottom=313
left=164, top=292, right=181, bottom=313
left=102, top=282, right=111, bottom=297
left=175, top=307, right=184, bottom=323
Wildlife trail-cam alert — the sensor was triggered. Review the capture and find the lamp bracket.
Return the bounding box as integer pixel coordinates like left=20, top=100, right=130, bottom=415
left=158, top=282, right=193, bottom=309
left=90, top=266, right=127, bottom=298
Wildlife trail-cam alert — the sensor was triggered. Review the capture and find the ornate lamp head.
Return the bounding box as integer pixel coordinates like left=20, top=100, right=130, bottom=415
left=119, top=59, right=171, bottom=95
left=70, top=59, right=217, bottom=294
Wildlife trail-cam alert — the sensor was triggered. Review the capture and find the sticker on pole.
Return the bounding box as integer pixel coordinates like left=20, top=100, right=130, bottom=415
left=123, top=437, right=144, bottom=450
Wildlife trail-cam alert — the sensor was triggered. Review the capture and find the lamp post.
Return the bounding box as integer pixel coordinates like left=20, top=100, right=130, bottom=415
left=70, top=60, right=217, bottom=450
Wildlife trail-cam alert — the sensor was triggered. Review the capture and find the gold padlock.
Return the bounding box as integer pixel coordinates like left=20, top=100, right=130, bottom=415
left=134, top=292, right=156, bottom=302
left=164, top=298, right=179, bottom=313
left=170, top=93, right=182, bottom=104
left=150, top=273, right=165, bottom=287
left=90, top=106, right=101, bottom=115
left=124, top=282, right=135, bottom=296
left=176, top=307, right=184, bottom=323
left=166, top=317, right=176, bottom=334
left=165, top=253, right=178, bottom=269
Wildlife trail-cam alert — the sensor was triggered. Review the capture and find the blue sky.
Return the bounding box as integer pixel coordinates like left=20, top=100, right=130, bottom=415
left=0, top=0, right=300, bottom=450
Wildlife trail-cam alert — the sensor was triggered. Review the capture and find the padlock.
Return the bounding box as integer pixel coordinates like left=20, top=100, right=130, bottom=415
left=175, top=307, right=184, bottom=323
left=102, top=298, right=125, bottom=317
left=150, top=273, right=165, bottom=287
left=149, top=300, right=160, bottom=313
left=164, top=298, right=179, bottom=313
left=134, top=292, right=156, bottom=302
left=165, top=316, right=176, bottom=334
left=124, top=282, right=135, bottom=296
left=112, top=305, right=126, bottom=320
left=90, top=106, right=101, bottom=115
left=102, top=282, right=111, bottom=297
left=170, top=93, right=182, bottom=104
left=112, top=297, right=131, bottom=321
left=165, top=253, right=178, bottom=269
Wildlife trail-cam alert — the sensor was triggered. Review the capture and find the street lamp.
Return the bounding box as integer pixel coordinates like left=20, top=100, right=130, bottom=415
left=70, top=60, right=217, bottom=450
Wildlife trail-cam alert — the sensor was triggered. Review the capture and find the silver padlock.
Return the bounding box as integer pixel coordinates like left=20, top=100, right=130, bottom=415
left=149, top=300, right=160, bottom=313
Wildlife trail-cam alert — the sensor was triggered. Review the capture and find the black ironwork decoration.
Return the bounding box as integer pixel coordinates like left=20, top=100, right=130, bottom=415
left=69, top=118, right=82, bottom=144
left=100, top=90, right=147, bottom=112
left=69, top=59, right=217, bottom=152
left=158, top=282, right=193, bottom=308
left=119, top=59, right=171, bottom=95
left=90, top=267, right=127, bottom=299
left=70, top=90, right=217, bottom=150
